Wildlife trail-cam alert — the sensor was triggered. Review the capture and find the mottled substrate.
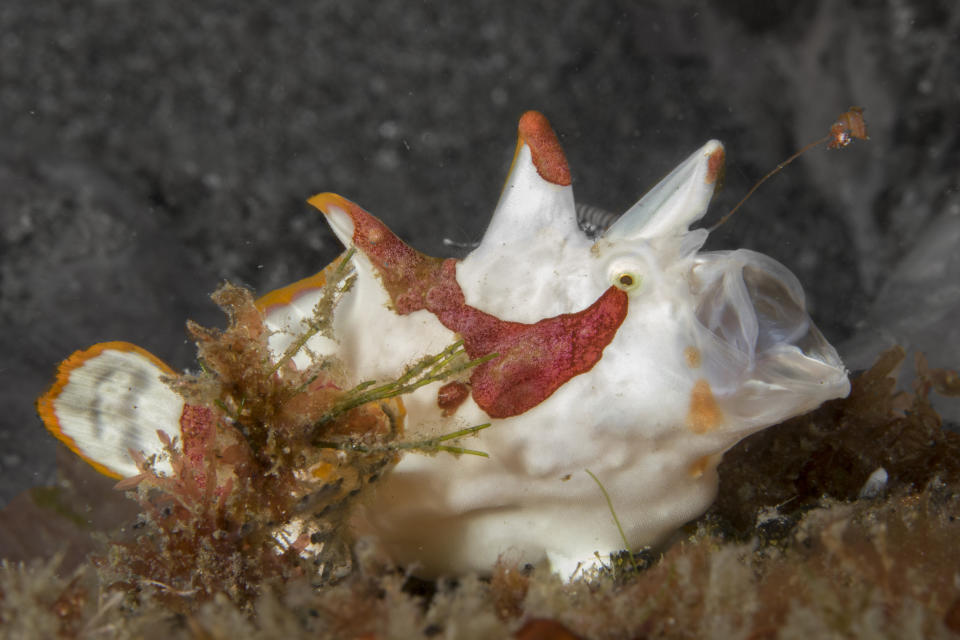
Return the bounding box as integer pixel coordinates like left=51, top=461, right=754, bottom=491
left=3, top=348, right=960, bottom=638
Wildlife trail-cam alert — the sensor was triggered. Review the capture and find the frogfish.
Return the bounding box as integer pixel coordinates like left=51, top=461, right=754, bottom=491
left=37, top=111, right=850, bottom=577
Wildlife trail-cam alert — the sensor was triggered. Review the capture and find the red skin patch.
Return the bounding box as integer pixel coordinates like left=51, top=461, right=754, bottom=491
left=706, top=147, right=725, bottom=185
left=518, top=111, right=572, bottom=187
left=437, top=381, right=470, bottom=416
left=319, top=196, right=628, bottom=419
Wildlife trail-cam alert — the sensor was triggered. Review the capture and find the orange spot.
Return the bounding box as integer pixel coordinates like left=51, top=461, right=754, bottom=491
left=517, top=111, right=572, bottom=186
left=683, top=345, right=701, bottom=369
left=689, top=455, right=712, bottom=478
left=36, top=341, right=177, bottom=479
left=308, top=460, right=337, bottom=482
left=366, top=226, right=384, bottom=244
left=706, top=147, right=725, bottom=185
left=687, top=378, right=722, bottom=434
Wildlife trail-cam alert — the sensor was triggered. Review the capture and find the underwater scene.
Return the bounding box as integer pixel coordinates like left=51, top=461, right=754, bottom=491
left=1, top=1, right=959, bottom=638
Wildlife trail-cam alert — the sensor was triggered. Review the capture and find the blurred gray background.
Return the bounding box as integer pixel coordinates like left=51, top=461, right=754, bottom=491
left=2, top=0, right=958, bottom=508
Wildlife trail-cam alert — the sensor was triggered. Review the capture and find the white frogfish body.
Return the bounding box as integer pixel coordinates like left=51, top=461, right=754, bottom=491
left=287, top=112, right=849, bottom=576
left=37, top=111, right=850, bottom=578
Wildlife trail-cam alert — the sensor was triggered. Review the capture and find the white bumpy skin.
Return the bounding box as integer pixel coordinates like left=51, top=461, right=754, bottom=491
left=295, top=112, right=850, bottom=577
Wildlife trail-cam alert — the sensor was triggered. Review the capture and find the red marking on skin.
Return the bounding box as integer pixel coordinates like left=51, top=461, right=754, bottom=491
left=706, top=147, right=725, bottom=185
left=315, top=197, right=628, bottom=418
left=460, top=285, right=627, bottom=418
left=437, top=381, right=470, bottom=416
left=330, top=196, right=447, bottom=312
left=518, top=111, right=572, bottom=187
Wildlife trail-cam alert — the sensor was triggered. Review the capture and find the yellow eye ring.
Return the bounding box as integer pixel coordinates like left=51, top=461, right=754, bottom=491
left=614, top=272, right=642, bottom=292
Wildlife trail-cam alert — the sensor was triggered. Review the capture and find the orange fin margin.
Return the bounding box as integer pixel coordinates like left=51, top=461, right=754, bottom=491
left=36, top=341, right=176, bottom=479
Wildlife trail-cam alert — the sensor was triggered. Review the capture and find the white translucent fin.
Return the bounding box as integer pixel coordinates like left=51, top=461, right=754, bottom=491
left=604, top=140, right=724, bottom=241
left=37, top=342, right=183, bottom=478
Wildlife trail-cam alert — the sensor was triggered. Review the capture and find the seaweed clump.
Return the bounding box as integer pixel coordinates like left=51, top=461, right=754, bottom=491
left=90, top=252, right=488, bottom=614
left=708, top=345, right=960, bottom=541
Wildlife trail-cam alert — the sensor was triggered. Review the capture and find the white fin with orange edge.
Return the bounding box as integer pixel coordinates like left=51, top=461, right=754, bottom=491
left=36, top=341, right=183, bottom=478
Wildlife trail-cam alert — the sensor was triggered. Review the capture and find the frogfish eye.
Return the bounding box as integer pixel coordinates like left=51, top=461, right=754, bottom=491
left=613, top=271, right=642, bottom=292
left=599, top=245, right=654, bottom=295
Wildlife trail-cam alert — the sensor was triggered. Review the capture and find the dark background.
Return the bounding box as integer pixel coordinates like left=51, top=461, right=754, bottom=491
left=2, top=0, right=958, bottom=507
